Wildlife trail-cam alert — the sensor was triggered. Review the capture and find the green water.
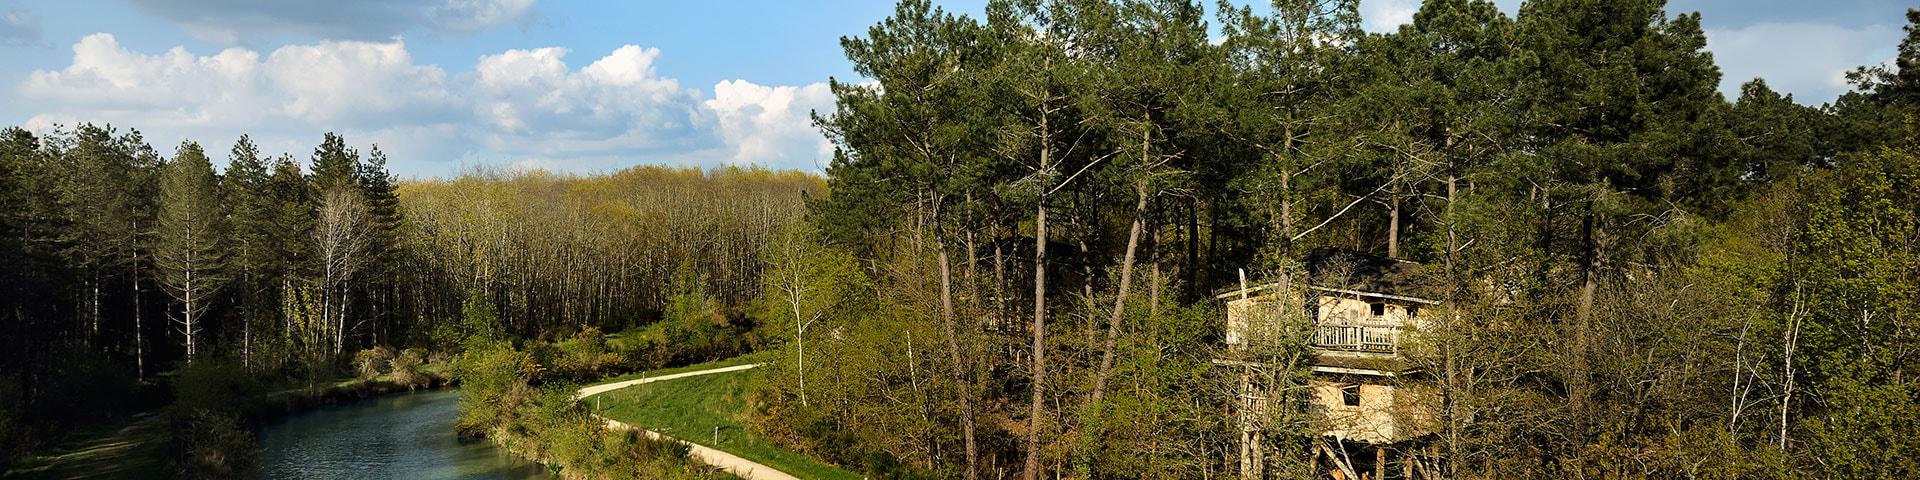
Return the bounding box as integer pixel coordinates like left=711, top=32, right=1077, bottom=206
left=259, top=389, right=551, bottom=479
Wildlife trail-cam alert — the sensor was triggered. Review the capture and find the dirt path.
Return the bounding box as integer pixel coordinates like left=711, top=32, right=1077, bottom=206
left=3, top=412, right=169, bottom=480
left=574, top=364, right=799, bottom=480
left=572, top=363, right=760, bottom=399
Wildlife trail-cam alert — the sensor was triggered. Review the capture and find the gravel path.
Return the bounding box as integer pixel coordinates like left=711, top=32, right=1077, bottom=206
left=575, top=363, right=799, bottom=480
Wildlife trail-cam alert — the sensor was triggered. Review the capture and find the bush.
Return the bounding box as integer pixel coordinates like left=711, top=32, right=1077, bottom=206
left=389, top=348, right=429, bottom=388
left=169, top=360, right=263, bottom=480
left=451, top=341, right=542, bottom=437
left=451, top=339, right=726, bottom=479
left=171, top=408, right=259, bottom=479
left=353, top=346, right=395, bottom=381
left=549, top=328, right=624, bottom=382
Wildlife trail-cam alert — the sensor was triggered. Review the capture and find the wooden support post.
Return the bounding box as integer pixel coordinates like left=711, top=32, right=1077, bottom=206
left=1375, top=446, right=1385, bottom=480
left=1403, top=446, right=1413, bottom=480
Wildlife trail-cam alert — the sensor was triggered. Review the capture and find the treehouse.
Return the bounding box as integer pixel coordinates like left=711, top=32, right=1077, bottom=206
left=1217, top=248, right=1441, bottom=479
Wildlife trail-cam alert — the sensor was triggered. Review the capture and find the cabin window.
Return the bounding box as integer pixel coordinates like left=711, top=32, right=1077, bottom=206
left=1408, top=306, right=1420, bottom=318
left=1369, top=302, right=1385, bottom=317
left=1341, top=385, right=1362, bottom=407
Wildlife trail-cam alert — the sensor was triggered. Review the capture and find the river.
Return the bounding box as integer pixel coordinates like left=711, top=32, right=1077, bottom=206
left=259, top=389, right=552, bottom=479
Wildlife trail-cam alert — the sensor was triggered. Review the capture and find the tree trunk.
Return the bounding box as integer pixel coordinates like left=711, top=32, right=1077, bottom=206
left=790, top=264, right=808, bottom=407
left=1281, top=125, right=1297, bottom=256
left=938, top=239, right=981, bottom=480
left=1442, top=172, right=1463, bottom=478
left=1571, top=204, right=1598, bottom=419
left=1387, top=194, right=1401, bottom=258
left=1022, top=100, right=1052, bottom=480
left=185, top=248, right=196, bottom=363
left=1091, top=177, right=1149, bottom=405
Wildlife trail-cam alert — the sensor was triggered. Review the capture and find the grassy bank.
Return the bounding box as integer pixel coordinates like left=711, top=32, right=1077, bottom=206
left=587, top=362, right=861, bottom=480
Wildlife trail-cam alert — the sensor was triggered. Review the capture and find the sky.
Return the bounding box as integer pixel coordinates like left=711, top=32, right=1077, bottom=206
left=0, top=0, right=1909, bottom=178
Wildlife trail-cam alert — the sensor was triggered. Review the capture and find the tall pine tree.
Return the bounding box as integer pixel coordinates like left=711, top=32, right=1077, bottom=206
left=155, top=141, right=228, bottom=363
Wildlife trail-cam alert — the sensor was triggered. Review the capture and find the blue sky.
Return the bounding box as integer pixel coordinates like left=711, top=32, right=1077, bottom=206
left=0, top=0, right=1909, bottom=177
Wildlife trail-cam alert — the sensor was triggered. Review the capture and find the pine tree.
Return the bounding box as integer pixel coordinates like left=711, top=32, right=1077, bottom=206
left=1513, top=0, right=1727, bottom=427
left=155, top=141, right=228, bottom=363
left=222, top=136, right=275, bottom=369
left=357, top=146, right=404, bottom=345
left=266, top=155, right=313, bottom=363
left=309, top=132, right=360, bottom=195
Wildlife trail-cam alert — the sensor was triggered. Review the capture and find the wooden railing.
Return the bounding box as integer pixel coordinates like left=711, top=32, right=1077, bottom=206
left=1311, top=318, right=1400, bottom=353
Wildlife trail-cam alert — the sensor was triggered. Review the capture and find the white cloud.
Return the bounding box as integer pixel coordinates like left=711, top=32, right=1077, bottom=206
left=1360, top=0, right=1418, bottom=34
left=14, top=34, right=834, bottom=176
left=22, top=34, right=455, bottom=129
left=267, top=39, right=456, bottom=124
left=1706, top=21, right=1901, bottom=104
left=468, top=45, right=711, bottom=162
left=707, top=80, right=834, bottom=167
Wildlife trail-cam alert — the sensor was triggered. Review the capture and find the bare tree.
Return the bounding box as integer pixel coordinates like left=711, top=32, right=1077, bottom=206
left=314, top=186, right=374, bottom=354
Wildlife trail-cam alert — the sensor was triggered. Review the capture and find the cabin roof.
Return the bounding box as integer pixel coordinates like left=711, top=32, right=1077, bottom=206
left=1302, top=248, right=1430, bottom=299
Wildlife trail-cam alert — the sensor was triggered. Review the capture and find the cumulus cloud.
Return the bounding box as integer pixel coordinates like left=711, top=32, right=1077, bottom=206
left=468, top=45, right=713, bottom=161
left=0, top=7, right=39, bottom=46
left=1706, top=22, right=1901, bottom=103
left=14, top=34, right=834, bottom=176
left=21, top=33, right=455, bottom=129
left=129, top=0, right=535, bottom=44
left=1360, top=0, right=1418, bottom=34
left=707, top=80, right=834, bottom=167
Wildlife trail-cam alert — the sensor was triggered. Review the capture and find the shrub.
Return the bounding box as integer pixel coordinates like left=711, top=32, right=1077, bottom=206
left=452, top=341, right=542, bottom=437
left=550, top=328, right=624, bottom=382
left=389, top=348, right=429, bottom=388
left=169, top=360, right=263, bottom=480
left=171, top=408, right=259, bottom=479
left=353, top=346, right=395, bottom=381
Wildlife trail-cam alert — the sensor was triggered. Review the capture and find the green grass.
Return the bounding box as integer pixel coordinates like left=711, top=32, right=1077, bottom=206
left=588, top=363, right=860, bottom=480
left=590, top=352, right=768, bottom=385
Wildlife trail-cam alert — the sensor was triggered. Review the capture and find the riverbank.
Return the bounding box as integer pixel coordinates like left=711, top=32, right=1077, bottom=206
left=1, top=369, right=451, bottom=480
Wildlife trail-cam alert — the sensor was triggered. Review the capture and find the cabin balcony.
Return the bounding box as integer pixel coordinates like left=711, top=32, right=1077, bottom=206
left=1311, top=319, right=1400, bottom=353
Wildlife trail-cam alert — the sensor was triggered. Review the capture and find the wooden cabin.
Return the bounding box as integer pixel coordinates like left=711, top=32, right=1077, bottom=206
left=1217, top=248, right=1440, bottom=479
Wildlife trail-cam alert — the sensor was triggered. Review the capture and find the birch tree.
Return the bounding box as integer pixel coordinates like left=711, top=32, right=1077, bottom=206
left=314, top=186, right=374, bottom=354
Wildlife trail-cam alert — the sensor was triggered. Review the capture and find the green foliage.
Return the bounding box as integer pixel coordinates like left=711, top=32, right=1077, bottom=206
left=352, top=346, right=395, bottom=381
left=1075, top=298, right=1220, bottom=478
left=169, top=407, right=259, bottom=480
left=460, top=287, right=505, bottom=350
left=537, top=328, right=624, bottom=383
left=450, top=340, right=542, bottom=437
left=156, top=141, right=230, bottom=361
left=168, top=360, right=263, bottom=480
left=451, top=339, right=724, bottom=479
left=389, top=348, right=429, bottom=388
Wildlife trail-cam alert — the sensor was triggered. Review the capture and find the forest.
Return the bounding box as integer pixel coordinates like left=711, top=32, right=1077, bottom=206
left=0, top=126, right=819, bottom=475
left=755, top=0, right=1920, bottom=478
left=2, top=0, right=1918, bottom=478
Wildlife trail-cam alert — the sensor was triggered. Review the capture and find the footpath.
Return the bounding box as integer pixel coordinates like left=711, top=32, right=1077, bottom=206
left=574, top=363, right=802, bottom=480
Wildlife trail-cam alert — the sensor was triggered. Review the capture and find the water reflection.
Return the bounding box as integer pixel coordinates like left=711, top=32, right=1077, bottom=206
left=259, top=389, right=550, bottom=480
